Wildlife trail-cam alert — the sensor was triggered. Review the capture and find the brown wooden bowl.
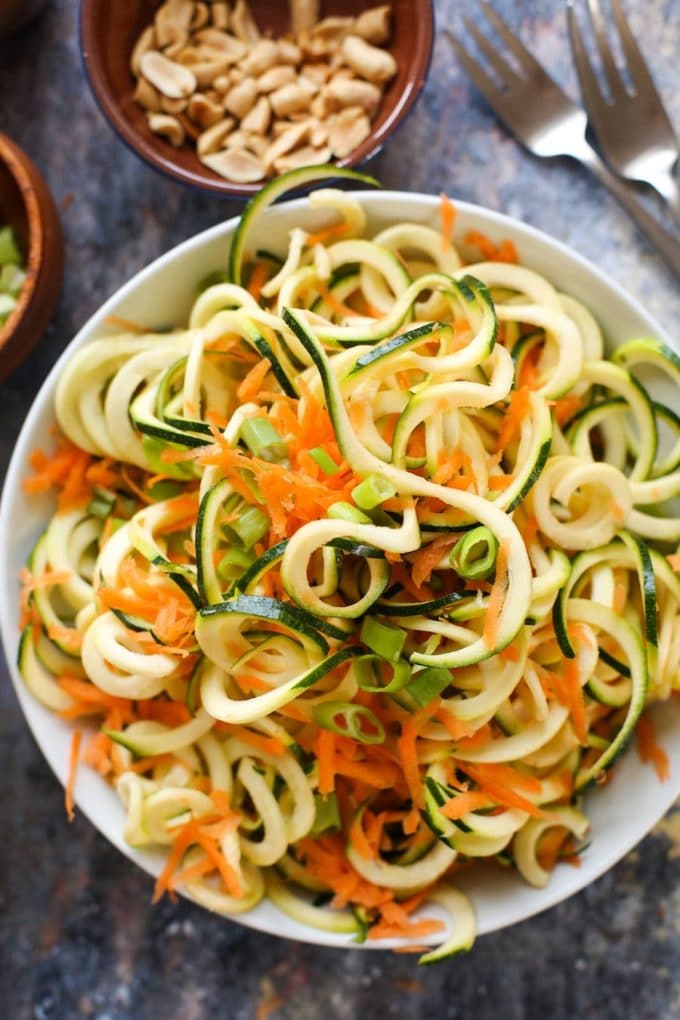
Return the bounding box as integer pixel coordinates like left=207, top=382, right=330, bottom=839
left=79, top=0, right=434, bottom=197
left=0, top=133, right=63, bottom=381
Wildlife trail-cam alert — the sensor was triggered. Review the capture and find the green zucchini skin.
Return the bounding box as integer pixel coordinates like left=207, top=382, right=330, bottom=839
left=228, top=166, right=381, bottom=286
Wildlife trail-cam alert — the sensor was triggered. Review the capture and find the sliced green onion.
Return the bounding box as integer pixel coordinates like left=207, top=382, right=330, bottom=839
left=240, top=417, right=287, bottom=462
left=310, top=792, right=341, bottom=835
left=0, top=263, right=26, bottom=296
left=360, top=616, right=407, bottom=661
left=449, top=526, right=499, bottom=579
left=87, top=490, right=116, bottom=519
left=352, top=474, right=397, bottom=510
left=328, top=502, right=372, bottom=524
left=141, top=435, right=195, bottom=480
left=0, top=293, right=16, bottom=324
left=223, top=504, right=270, bottom=550
left=147, top=478, right=184, bottom=501
left=354, top=654, right=411, bottom=694
left=0, top=226, right=22, bottom=266
left=217, top=546, right=256, bottom=583
left=407, top=667, right=453, bottom=707
left=352, top=906, right=374, bottom=944
left=309, top=447, right=339, bottom=475
left=313, top=701, right=386, bottom=744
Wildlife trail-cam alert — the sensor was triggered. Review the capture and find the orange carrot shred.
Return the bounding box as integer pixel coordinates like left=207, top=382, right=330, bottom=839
left=636, top=715, right=670, bottom=781
left=439, top=193, right=456, bottom=250
left=316, top=730, right=336, bottom=795
left=482, top=539, right=510, bottom=648
left=65, top=730, right=83, bottom=822
left=237, top=359, right=271, bottom=402
left=247, top=259, right=270, bottom=302
left=305, top=221, right=351, bottom=247
left=441, top=790, right=491, bottom=820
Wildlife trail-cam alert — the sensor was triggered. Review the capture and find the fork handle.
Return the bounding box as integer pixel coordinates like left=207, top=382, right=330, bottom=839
left=579, top=145, right=680, bottom=281
left=649, top=172, right=680, bottom=225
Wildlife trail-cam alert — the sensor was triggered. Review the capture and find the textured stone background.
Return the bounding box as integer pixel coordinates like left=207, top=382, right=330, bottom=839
left=0, top=1, right=678, bottom=1018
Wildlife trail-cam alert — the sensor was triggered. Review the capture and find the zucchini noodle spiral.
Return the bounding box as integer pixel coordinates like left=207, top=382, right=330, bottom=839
left=18, top=170, right=680, bottom=961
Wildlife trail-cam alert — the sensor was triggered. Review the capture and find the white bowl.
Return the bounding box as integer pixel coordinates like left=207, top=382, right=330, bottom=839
left=1, top=191, right=678, bottom=948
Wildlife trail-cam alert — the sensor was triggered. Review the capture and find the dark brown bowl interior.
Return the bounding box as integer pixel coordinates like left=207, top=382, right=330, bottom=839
left=0, top=133, right=63, bottom=381
left=80, top=0, right=434, bottom=197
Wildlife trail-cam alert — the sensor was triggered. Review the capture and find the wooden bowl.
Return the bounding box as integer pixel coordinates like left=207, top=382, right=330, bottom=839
left=79, top=0, right=435, bottom=197
left=0, top=133, right=63, bottom=381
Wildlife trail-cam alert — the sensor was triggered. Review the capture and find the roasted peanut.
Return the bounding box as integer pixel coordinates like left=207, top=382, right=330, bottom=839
left=341, top=34, right=396, bottom=84
left=147, top=112, right=186, bottom=146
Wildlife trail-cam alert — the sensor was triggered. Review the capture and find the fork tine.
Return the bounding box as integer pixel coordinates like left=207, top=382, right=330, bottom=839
left=461, top=16, right=521, bottom=88
left=445, top=30, right=509, bottom=113
left=609, top=0, right=658, bottom=96
left=566, top=1, right=609, bottom=113
left=477, top=0, right=552, bottom=83
left=586, top=0, right=625, bottom=96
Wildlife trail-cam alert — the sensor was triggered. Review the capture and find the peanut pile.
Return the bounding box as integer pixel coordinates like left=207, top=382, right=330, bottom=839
left=130, top=0, right=396, bottom=183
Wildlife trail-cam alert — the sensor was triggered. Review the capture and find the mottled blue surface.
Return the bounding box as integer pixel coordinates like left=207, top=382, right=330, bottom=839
left=0, top=2, right=678, bottom=1017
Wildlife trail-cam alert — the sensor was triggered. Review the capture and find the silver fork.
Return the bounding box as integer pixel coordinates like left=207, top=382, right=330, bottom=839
left=447, top=2, right=680, bottom=282
left=567, top=0, right=680, bottom=221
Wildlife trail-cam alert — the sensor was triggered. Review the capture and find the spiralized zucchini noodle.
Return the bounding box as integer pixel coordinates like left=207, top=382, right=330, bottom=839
left=18, top=170, right=680, bottom=961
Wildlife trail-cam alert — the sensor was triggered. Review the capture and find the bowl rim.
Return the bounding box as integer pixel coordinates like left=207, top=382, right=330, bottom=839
left=0, top=132, right=45, bottom=347
left=77, top=0, right=436, bottom=197
left=2, top=189, right=679, bottom=948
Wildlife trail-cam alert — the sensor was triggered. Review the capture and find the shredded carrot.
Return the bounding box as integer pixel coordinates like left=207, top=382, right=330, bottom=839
left=432, top=449, right=476, bottom=490
left=499, top=638, right=521, bottom=662
left=316, top=283, right=356, bottom=319
left=519, top=513, right=539, bottom=546
left=517, top=344, right=542, bottom=389
left=237, top=359, right=271, bottom=402
left=482, top=538, right=510, bottom=648
left=488, top=474, right=512, bottom=490
left=613, top=581, right=627, bottom=615
left=397, top=717, right=425, bottom=809
left=228, top=726, right=285, bottom=757
left=464, top=230, right=518, bottom=264
left=152, top=822, right=197, bottom=903
left=305, top=221, right=351, bottom=247
left=563, top=657, right=587, bottom=746
left=496, top=239, right=519, bottom=264
left=458, top=763, right=546, bottom=818
left=536, top=825, right=569, bottom=872
left=390, top=561, right=435, bottom=602
left=65, top=730, right=82, bottom=822
left=19, top=567, right=72, bottom=594
left=667, top=553, right=680, bottom=573
left=105, top=314, right=148, bottom=333
left=434, top=707, right=472, bottom=741
left=349, top=811, right=377, bottom=860
left=316, top=729, right=336, bottom=795
left=439, top=193, right=456, bottom=250
left=441, top=789, right=491, bottom=820
left=410, top=534, right=458, bottom=589
left=464, top=229, right=499, bottom=261
left=636, top=715, right=670, bottom=781
left=247, top=259, right=270, bottom=302
left=367, top=917, right=444, bottom=940
left=497, top=386, right=531, bottom=451
left=553, top=393, right=583, bottom=426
